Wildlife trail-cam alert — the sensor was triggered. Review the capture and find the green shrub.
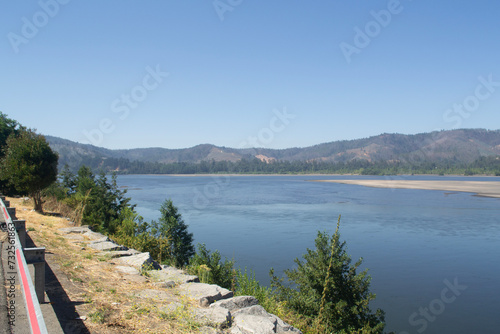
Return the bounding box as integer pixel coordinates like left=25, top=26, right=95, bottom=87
left=271, top=216, right=386, bottom=334
left=235, top=268, right=274, bottom=310
left=187, top=243, right=234, bottom=289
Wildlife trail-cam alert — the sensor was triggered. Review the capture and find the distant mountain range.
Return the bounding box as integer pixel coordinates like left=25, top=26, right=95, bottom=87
left=46, top=128, right=500, bottom=173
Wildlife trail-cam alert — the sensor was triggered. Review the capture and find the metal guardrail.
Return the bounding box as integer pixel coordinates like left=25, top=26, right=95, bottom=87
left=1, top=196, right=48, bottom=334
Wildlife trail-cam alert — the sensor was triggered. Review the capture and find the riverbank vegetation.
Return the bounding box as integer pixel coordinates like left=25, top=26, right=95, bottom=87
left=76, top=155, right=500, bottom=176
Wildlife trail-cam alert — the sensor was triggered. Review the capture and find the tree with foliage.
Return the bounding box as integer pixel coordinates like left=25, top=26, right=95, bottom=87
left=62, top=166, right=131, bottom=232
left=0, top=112, right=24, bottom=155
left=151, top=199, right=194, bottom=267
left=111, top=206, right=171, bottom=262
left=0, top=112, right=25, bottom=194
left=0, top=129, right=58, bottom=212
left=271, top=216, right=386, bottom=334
left=59, top=164, right=77, bottom=195
left=188, top=243, right=235, bottom=289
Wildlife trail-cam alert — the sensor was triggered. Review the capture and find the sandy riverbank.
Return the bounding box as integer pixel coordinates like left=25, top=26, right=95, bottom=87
left=313, top=180, right=500, bottom=198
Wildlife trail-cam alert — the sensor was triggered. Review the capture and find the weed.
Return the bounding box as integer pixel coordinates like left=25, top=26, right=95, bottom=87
left=135, top=307, right=151, bottom=315
left=83, top=294, right=93, bottom=304
left=62, top=260, right=75, bottom=268
left=159, top=311, right=176, bottom=321
left=166, top=303, right=202, bottom=331
left=88, top=304, right=112, bottom=324
left=97, top=254, right=112, bottom=262
left=72, top=277, right=83, bottom=283
left=140, top=262, right=156, bottom=277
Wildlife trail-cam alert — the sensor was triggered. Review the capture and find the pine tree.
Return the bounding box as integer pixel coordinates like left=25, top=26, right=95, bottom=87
left=152, top=199, right=194, bottom=267
left=271, top=216, right=386, bottom=334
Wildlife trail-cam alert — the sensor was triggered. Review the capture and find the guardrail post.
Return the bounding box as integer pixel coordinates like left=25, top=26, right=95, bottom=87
left=24, top=247, right=46, bottom=304
left=7, top=207, right=16, bottom=220
left=14, top=220, right=27, bottom=249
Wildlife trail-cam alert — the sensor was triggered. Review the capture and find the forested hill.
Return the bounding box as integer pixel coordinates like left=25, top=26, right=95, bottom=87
left=46, top=129, right=500, bottom=175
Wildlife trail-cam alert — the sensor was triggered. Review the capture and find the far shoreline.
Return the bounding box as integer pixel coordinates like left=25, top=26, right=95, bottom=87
left=116, top=173, right=499, bottom=177
left=312, top=179, right=500, bottom=198
left=119, top=173, right=358, bottom=177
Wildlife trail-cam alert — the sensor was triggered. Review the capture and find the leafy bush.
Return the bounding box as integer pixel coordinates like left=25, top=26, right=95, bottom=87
left=188, top=243, right=234, bottom=289
left=235, top=268, right=276, bottom=310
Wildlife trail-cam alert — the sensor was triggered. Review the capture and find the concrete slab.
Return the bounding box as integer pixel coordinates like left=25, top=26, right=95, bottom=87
left=178, top=283, right=233, bottom=306
left=88, top=241, right=126, bottom=251
left=115, top=265, right=140, bottom=275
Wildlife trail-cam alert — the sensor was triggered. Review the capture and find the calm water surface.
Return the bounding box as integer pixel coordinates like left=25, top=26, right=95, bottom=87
left=116, top=175, right=500, bottom=334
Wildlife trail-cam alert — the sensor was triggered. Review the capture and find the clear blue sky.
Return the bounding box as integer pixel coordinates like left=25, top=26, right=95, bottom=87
left=1, top=1, right=499, bottom=149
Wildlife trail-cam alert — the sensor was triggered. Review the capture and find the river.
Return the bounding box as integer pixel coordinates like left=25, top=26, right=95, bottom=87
left=116, top=174, right=500, bottom=334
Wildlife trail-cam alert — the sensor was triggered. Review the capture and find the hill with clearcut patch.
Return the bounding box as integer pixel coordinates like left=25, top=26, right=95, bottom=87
left=46, top=129, right=500, bottom=172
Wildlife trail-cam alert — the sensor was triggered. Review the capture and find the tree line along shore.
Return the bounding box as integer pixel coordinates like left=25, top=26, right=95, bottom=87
left=62, top=155, right=500, bottom=176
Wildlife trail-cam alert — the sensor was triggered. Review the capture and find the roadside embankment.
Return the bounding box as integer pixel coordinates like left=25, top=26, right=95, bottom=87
left=3, top=197, right=302, bottom=334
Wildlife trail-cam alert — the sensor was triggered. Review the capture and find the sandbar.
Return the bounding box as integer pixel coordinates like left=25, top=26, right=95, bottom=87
left=313, top=180, right=500, bottom=198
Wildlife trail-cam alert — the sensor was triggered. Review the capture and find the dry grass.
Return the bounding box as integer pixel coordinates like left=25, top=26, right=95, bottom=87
left=7, top=197, right=210, bottom=334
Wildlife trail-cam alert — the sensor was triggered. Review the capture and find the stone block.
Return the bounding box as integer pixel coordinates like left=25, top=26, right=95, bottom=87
left=178, top=283, right=233, bottom=306
left=193, top=306, right=231, bottom=329
left=117, top=252, right=161, bottom=270
left=211, top=295, right=259, bottom=311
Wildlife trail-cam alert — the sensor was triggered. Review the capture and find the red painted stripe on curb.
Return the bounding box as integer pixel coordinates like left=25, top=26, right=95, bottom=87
left=16, top=248, right=41, bottom=334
